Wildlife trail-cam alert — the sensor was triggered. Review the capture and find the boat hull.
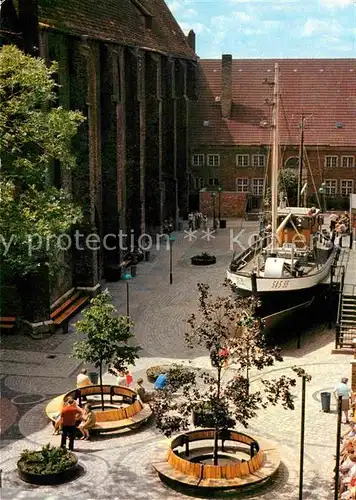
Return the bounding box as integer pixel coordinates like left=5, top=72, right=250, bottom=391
left=227, top=247, right=338, bottom=296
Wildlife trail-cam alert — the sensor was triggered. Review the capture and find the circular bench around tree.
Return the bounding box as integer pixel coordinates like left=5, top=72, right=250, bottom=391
left=152, top=429, right=280, bottom=490
left=45, top=385, right=152, bottom=433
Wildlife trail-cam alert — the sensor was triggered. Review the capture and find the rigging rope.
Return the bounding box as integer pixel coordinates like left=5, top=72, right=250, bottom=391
left=304, top=149, right=322, bottom=209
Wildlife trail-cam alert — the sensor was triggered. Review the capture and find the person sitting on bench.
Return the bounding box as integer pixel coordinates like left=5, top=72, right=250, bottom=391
left=135, top=378, right=154, bottom=403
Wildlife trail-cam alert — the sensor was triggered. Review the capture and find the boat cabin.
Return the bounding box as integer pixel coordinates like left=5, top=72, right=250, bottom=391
left=276, top=207, right=322, bottom=249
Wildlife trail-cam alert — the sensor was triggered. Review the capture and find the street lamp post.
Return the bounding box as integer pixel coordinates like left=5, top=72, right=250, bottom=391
left=212, top=191, right=217, bottom=229
left=298, top=375, right=307, bottom=500
left=217, top=187, right=222, bottom=226
left=169, top=235, right=176, bottom=285
left=122, top=272, right=132, bottom=317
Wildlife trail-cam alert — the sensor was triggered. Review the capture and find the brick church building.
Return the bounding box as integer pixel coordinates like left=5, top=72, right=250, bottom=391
left=190, top=55, right=356, bottom=217
left=0, top=0, right=197, bottom=332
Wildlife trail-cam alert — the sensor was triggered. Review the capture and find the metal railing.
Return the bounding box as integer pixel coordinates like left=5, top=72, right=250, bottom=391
left=335, top=265, right=346, bottom=349
left=230, top=235, right=270, bottom=272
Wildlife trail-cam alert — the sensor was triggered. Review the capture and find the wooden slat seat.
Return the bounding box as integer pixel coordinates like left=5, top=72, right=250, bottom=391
left=153, top=434, right=280, bottom=491
left=51, top=292, right=89, bottom=333
left=45, top=386, right=152, bottom=434
left=0, top=316, right=16, bottom=332
left=50, top=292, right=81, bottom=320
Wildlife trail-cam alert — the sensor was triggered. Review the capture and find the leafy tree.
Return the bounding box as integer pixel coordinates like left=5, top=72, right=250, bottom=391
left=0, top=45, right=84, bottom=277
left=279, top=168, right=299, bottom=206
left=72, top=290, right=141, bottom=410
left=152, top=281, right=310, bottom=465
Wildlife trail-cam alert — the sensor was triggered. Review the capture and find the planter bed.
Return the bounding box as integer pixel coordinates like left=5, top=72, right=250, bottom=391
left=17, top=452, right=78, bottom=485
left=191, top=255, right=216, bottom=266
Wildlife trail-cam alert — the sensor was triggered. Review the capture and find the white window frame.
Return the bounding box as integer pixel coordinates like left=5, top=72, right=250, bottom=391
left=236, top=178, right=249, bottom=193
left=340, top=179, right=354, bottom=196
left=325, top=156, right=338, bottom=169
left=236, top=154, right=249, bottom=167
left=252, top=154, right=266, bottom=168
left=194, top=177, right=204, bottom=190
left=192, top=154, right=204, bottom=167
left=341, top=156, right=355, bottom=168
left=324, top=179, right=337, bottom=196
left=208, top=178, right=219, bottom=187
left=252, top=178, right=264, bottom=196
left=207, top=154, right=220, bottom=167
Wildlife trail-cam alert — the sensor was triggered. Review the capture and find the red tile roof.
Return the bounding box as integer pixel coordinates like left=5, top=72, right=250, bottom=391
left=190, top=59, right=356, bottom=148
left=39, top=0, right=196, bottom=60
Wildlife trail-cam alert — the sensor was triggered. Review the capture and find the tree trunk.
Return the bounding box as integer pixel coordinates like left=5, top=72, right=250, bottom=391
left=213, top=365, right=222, bottom=466
left=99, top=362, right=104, bottom=411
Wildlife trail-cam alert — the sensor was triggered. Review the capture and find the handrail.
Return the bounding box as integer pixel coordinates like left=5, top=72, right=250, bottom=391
left=335, top=265, right=346, bottom=348
left=230, top=235, right=270, bottom=269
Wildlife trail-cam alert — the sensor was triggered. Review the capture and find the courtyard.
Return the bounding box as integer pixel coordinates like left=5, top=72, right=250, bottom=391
left=0, top=220, right=351, bottom=499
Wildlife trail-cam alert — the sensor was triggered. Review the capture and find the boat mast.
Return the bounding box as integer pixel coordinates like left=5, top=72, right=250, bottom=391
left=271, top=62, right=280, bottom=253
left=298, top=113, right=304, bottom=207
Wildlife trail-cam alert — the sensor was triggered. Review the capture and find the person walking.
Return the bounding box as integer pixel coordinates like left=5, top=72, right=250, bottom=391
left=60, top=397, right=83, bottom=451
left=334, top=377, right=352, bottom=424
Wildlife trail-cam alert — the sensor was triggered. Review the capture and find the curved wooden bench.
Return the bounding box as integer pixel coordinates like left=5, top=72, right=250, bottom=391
left=45, top=385, right=152, bottom=433
left=152, top=429, right=280, bottom=490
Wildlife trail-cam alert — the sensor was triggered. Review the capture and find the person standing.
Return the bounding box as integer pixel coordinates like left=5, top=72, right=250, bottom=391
left=334, top=377, right=352, bottom=424
left=329, top=210, right=338, bottom=232
left=60, top=398, right=83, bottom=451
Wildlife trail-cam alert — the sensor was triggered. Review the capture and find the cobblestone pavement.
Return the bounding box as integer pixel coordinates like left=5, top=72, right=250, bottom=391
left=0, top=220, right=351, bottom=499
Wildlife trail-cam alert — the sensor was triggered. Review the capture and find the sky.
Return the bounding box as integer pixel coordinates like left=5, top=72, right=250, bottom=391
left=168, top=0, right=356, bottom=58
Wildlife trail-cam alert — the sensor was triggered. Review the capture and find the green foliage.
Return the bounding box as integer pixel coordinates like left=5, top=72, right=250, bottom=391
left=73, top=290, right=140, bottom=395
left=0, top=45, right=84, bottom=276
left=19, top=444, right=76, bottom=475
left=279, top=168, right=299, bottom=205
left=146, top=364, right=194, bottom=390
left=146, top=365, right=170, bottom=382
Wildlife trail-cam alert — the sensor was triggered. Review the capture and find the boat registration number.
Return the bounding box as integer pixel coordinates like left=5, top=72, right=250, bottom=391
left=271, top=280, right=290, bottom=289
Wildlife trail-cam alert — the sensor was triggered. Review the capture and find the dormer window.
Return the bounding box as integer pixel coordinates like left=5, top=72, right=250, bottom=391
left=131, top=0, right=153, bottom=30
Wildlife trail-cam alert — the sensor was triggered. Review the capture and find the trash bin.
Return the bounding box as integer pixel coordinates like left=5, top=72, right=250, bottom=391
left=321, top=391, right=331, bottom=412
left=89, top=372, right=99, bottom=385
left=219, top=219, right=227, bottom=229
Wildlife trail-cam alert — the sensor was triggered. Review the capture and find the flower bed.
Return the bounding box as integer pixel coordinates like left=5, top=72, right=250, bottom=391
left=191, top=253, right=216, bottom=266
left=17, top=444, right=78, bottom=485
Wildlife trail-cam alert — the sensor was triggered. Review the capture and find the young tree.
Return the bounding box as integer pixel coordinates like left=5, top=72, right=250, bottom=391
left=72, top=290, right=141, bottom=410
left=279, top=168, right=299, bottom=206
left=0, top=45, right=84, bottom=277
left=152, top=281, right=310, bottom=465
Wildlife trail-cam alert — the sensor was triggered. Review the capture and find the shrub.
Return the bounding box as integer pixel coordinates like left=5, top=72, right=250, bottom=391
left=146, top=364, right=194, bottom=386
left=146, top=365, right=170, bottom=382
left=19, top=444, right=76, bottom=475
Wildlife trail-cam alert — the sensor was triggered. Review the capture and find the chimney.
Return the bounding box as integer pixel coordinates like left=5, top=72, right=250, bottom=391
left=19, top=0, right=39, bottom=56
left=186, top=29, right=196, bottom=52
left=221, top=54, right=232, bottom=119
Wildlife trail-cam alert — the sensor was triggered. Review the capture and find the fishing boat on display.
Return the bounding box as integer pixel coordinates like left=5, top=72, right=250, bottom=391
left=227, top=63, right=339, bottom=313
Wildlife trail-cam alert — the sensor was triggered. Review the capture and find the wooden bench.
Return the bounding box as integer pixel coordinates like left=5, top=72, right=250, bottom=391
left=0, top=316, right=16, bottom=332
left=50, top=291, right=89, bottom=333
left=152, top=430, right=280, bottom=491
left=45, top=385, right=152, bottom=433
